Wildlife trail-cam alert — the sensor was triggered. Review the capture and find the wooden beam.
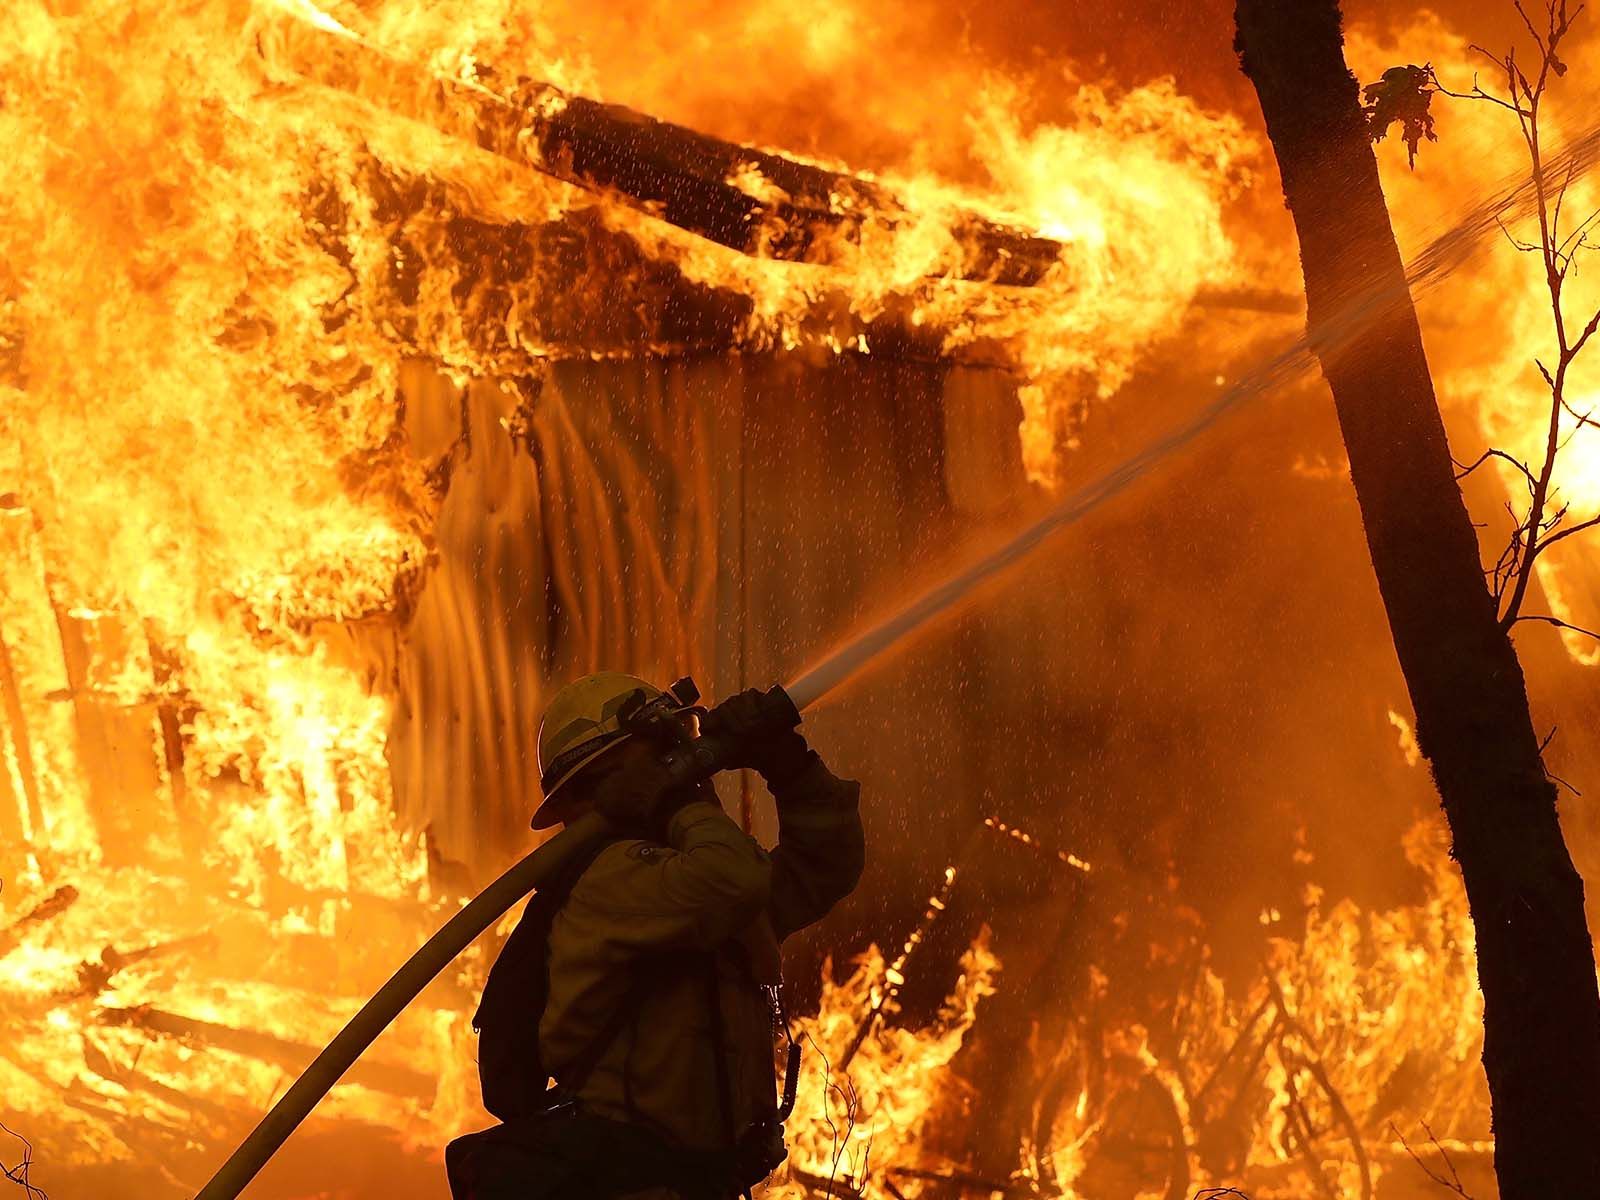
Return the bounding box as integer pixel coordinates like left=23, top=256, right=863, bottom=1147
left=0, top=885, right=79, bottom=958
left=264, top=20, right=1064, bottom=287
left=97, top=1006, right=435, bottom=1099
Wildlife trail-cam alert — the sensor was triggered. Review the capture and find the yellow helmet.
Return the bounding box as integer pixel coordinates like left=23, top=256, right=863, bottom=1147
left=531, top=672, right=692, bottom=829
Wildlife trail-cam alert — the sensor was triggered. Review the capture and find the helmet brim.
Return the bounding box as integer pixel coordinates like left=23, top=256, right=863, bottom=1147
left=529, top=701, right=697, bottom=830
left=530, top=734, right=634, bottom=829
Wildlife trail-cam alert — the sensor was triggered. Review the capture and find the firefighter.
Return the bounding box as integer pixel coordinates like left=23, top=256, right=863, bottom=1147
left=447, top=672, right=866, bottom=1200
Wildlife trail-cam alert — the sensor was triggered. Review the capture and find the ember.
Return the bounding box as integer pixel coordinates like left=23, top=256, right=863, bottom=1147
left=8, top=1, right=1600, bottom=1198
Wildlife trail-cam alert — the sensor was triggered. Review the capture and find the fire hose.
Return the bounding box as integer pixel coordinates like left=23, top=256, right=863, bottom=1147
left=193, top=676, right=819, bottom=1200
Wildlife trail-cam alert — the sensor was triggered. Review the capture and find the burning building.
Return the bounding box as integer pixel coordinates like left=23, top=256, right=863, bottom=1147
left=6, top=0, right=1600, bottom=1197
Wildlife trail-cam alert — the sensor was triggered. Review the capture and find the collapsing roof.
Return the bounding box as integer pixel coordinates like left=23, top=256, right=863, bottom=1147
left=266, top=11, right=1291, bottom=374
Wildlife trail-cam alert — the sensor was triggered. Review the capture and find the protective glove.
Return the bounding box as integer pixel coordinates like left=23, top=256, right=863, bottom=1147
left=700, top=686, right=811, bottom=782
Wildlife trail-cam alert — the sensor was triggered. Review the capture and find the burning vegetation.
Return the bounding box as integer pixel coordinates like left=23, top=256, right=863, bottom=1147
left=6, top=0, right=1600, bottom=1197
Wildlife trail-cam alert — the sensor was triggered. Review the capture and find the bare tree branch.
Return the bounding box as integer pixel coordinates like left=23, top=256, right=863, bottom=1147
left=1435, top=2, right=1600, bottom=629
left=1493, top=213, right=1543, bottom=252
left=1568, top=304, right=1600, bottom=358
left=1552, top=198, right=1600, bottom=265
left=1558, top=394, right=1600, bottom=429
left=1514, top=612, right=1600, bottom=640
left=1530, top=723, right=1585, bottom=794
left=1433, top=69, right=1523, bottom=112
left=0, top=1121, right=46, bottom=1200
left=1550, top=157, right=1579, bottom=248
left=1526, top=511, right=1600, bottom=567
left=1454, top=448, right=1539, bottom=488
left=1390, top=1120, right=1475, bottom=1198
left=1513, top=0, right=1548, bottom=52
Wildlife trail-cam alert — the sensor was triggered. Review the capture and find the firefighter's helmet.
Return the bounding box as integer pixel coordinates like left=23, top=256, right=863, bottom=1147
left=532, top=672, right=692, bottom=829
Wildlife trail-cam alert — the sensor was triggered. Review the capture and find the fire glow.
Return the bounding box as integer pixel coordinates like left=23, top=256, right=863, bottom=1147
left=4, top=1, right=1600, bottom=1198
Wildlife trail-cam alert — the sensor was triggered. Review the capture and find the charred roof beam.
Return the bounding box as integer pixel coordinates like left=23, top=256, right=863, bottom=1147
left=264, top=20, right=1064, bottom=287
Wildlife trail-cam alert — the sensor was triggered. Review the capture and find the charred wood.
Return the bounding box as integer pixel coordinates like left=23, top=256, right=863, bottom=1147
left=349, top=156, right=1294, bottom=376
left=145, top=631, right=203, bottom=860
left=0, top=885, right=78, bottom=958
left=96, top=1005, right=434, bottom=1099
left=265, top=21, right=1063, bottom=287
left=42, top=596, right=162, bottom=864
left=480, top=83, right=1061, bottom=287
left=70, top=933, right=220, bottom=999
left=0, top=620, right=41, bottom=848
left=79, top=1034, right=235, bottom=1126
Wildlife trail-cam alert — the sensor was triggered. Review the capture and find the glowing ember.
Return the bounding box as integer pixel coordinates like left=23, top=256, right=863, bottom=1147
left=774, top=934, right=1001, bottom=1199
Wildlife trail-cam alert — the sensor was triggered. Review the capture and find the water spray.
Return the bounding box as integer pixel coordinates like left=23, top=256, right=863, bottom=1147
left=192, top=101, right=1600, bottom=1200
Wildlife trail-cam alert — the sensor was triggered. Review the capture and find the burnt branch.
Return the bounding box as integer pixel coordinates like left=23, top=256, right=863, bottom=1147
left=1558, top=394, right=1600, bottom=429
left=1528, top=510, right=1600, bottom=556
left=0, top=1121, right=46, bottom=1200
left=1390, top=1120, right=1477, bottom=1198
left=1492, top=213, right=1542, bottom=253
left=1427, top=3, right=1600, bottom=630
left=1453, top=448, right=1538, bottom=488
left=0, top=886, right=79, bottom=959
left=1512, top=612, right=1600, bottom=641
left=801, top=1030, right=864, bottom=1200
left=1529, top=720, right=1584, bottom=793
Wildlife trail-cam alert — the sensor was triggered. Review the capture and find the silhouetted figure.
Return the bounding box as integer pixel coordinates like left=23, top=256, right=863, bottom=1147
left=447, top=673, right=864, bottom=1200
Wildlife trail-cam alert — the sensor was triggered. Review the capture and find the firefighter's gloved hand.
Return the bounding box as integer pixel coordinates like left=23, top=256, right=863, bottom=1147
left=701, top=687, right=811, bottom=782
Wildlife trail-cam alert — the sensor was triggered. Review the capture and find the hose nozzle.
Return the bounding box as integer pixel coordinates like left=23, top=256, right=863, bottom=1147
left=653, top=683, right=801, bottom=788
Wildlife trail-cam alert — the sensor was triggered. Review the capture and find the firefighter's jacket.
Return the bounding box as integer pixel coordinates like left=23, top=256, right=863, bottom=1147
left=539, top=756, right=865, bottom=1153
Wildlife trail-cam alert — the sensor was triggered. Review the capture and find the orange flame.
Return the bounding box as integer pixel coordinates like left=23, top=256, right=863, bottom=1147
left=0, top=1, right=1538, bottom=1195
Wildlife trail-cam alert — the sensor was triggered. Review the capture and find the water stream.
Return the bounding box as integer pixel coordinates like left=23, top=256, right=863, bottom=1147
left=786, top=119, right=1600, bottom=711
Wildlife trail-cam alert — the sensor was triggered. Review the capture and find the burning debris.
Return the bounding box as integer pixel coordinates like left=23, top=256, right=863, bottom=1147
left=777, top=933, right=1001, bottom=1199
left=259, top=10, right=1068, bottom=288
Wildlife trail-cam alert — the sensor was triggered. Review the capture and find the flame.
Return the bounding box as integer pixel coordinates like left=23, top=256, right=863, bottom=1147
left=773, top=933, right=1001, bottom=1199
left=0, top=0, right=1540, bottom=1195
left=1029, top=817, right=1485, bottom=1199
left=637, top=73, right=1256, bottom=483
left=0, top=0, right=1250, bottom=1181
